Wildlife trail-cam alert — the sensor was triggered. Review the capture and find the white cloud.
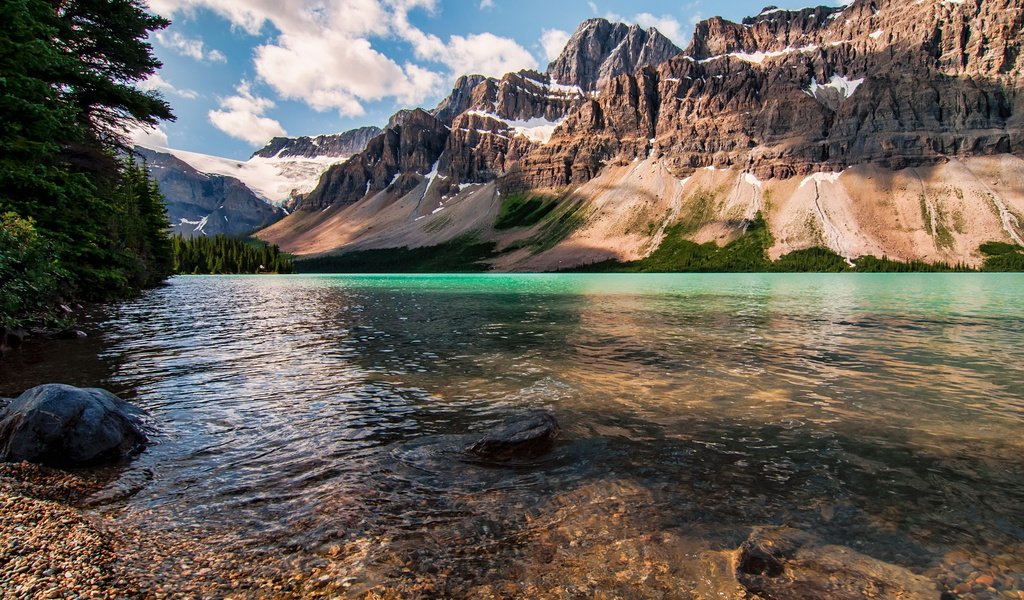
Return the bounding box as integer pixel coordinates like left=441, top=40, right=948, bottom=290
left=130, top=124, right=170, bottom=148
left=139, top=73, right=200, bottom=99
left=138, top=74, right=193, bottom=98
left=442, top=33, right=537, bottom=77
left=254, top=33, right=444, bottom=115
left=632, top=13, right=684, bottom=46
left=392, top=7, right=536, bottom=77
left=539, top=28, right=571, bottom=63
left=479, top=0, right=494, bottom=7
left=155, top=31, right=227, bottom=63
left=148, top=0, right=537, bottom=115
left=208, top=82, right=287, bottom=145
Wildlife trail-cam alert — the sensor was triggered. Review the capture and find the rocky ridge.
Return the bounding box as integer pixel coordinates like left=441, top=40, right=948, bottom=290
left=294, top=20, right=679, bottom=211
left=259, top=0, right=1024, bottom=269
left=137, top=146, right=285, bottom=238
left=505, top=0, right=1024, bottom=190
left=252, top=126, right=382, bottom=160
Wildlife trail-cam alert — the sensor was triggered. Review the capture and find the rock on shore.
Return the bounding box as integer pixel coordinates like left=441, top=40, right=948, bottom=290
left=0, top=384, right=149, bottom=466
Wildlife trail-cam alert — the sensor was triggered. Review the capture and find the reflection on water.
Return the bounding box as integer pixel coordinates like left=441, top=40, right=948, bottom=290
left=3, top=274, right=1023, bottom=596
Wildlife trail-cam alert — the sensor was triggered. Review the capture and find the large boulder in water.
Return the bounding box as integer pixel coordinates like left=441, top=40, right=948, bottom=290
left=467, top=411, right=560, bottom=460
left=0, top=384, right=150, bottom=466
left=736, top=527, right=940, bottom=599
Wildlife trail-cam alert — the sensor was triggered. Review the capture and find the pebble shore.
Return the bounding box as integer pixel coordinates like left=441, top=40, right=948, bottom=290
left=1, top=463, right=1022, bottom=599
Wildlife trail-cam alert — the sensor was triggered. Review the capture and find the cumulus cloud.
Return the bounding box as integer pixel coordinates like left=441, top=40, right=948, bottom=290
left=479, top=0, right=494, bottom=7
left=138, top=73, right=200, bottom=99
left=148, top=0, right=537, bottom=116
left=393, top=7, right=536, bottom=78
left=539, top=28, right=571, bottom=63
left=208, top=82, right=287, bottom=145
left=155, top=31, right=227, bottom=63
left=632, top=13, right=685, bottom=46
left=130, top=124, right=170, bottom=148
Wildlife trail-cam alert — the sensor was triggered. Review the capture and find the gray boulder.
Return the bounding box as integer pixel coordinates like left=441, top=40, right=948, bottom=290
left=467, top=411, right=560, bottom=460
left=736, top=527, right=939, bottom=599
left=0, top=384, right=150, bottom=466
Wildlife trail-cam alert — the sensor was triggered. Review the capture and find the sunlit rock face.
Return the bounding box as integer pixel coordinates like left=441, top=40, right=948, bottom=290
left=505, top=0, right=1024, bottom=190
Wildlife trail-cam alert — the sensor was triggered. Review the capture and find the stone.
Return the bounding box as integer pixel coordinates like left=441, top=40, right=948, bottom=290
left=467, top=411, right=560, bottom=460
left=54, top=329, right=87, bottom=340
left=1, top=327, right=28, bottom=351
left=736, top=527, right=940, bottom=600
left=0, top=384, right=150, bottom=466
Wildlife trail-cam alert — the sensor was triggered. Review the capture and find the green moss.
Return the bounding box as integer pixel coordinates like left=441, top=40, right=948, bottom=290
left=296, top=234, right=497, bottom=273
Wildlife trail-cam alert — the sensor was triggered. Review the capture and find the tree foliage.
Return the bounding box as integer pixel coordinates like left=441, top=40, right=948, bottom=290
left=172, top=236, right=294, bottom=275
left=0, top=0, right=174, bottom=326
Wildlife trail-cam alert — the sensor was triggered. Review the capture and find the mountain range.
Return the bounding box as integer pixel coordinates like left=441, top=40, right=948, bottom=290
left=142, top=0, right=1024, bottom=269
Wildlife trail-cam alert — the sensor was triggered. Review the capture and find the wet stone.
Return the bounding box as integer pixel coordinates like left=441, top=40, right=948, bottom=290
left=466, top=411, right=560, bottom=460
left=0, top=384, right=150, bottom=466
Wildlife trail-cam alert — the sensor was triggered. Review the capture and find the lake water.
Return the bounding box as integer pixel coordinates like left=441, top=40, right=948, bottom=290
left=3, top=274, right=1023, bottom=597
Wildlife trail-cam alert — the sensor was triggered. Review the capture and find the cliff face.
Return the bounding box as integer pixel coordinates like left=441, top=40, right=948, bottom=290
left=505, top=0, right=1024, bottom=191
left=546, top=19, right=681, bottom=89
left=252, top=127, right=382, bottom=159
left=259, top=0, right=1024, bottom=270
left=137, top=147, right=285, bottom=238
left=294, top=18, right=680, bottom=213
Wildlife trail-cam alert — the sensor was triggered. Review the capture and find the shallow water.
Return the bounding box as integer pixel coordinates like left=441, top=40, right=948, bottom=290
left=3, top=274, right=1023, bottom=596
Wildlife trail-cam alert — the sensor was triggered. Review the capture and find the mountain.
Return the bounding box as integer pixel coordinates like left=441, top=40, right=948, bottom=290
left=137, top=127, right=380, bottom=236
left=546, top=18, right=681, bottom=90
left=258, top=1, right=1024, bottom=269
left=251, top=126, right=382, bottom=160
left=136, top=147, right=285, bottom=238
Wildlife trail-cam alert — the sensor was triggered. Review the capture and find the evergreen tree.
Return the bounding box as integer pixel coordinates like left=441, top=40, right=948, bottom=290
left=0, top=0, right=176, bottom=325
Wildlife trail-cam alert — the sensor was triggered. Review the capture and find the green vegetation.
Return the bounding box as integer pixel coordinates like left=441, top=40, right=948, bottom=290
left=172, top=236, right=294, bottom=274
left=771, top=247, right=850, bottom=272
left=0, top=213, right=66, bottom=327
left=979, top=241, right=1024, bottom=272
left=854, top=256, right=968, bottom=272
left=0, top=0, right=175, bottom=327
left=295, top=235, right=497, bottom=273
left=568, top=213, right=975, bottom=273
left=573, top=214, right=773, bottom=273
left=506, top=198, right=591, bottom=254
left=494, top=193, right=559, bottom=229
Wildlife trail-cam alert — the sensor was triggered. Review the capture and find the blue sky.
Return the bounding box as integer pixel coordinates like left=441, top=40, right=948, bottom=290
left=138, top=0, right=844, bottom=159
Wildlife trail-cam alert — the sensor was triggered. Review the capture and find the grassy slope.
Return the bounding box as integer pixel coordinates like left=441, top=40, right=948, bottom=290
left=294, top=204, right=1018, bottom=273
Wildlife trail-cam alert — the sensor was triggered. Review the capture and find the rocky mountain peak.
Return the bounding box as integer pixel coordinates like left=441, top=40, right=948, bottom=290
left=252, top=126, right=381, bottom=160
left=545, top=18, right=681, bottom=90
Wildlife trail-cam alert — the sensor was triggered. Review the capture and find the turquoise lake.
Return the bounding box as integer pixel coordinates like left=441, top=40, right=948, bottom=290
left=3, top=273, right=1022, bottom=596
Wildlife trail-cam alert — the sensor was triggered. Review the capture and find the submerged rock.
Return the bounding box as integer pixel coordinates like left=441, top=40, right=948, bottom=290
left=0, top=384, right=150, bottom=466
left=54, top=329, right=88, bottom=340
left=736, top=526, right=940, bottom=599
left=1, top=327, right=28, bottom=352
left=467, top=411, right=560, bottom=460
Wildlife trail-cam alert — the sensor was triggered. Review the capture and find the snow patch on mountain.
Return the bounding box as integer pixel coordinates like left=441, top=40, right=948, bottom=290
left=143, top=144, right=347, bottom=206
